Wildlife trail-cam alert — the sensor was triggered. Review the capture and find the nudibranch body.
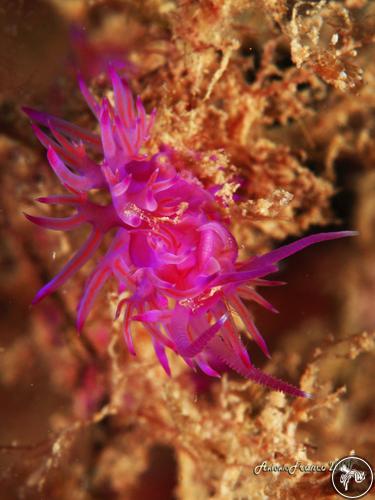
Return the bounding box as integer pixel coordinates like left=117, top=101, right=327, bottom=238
left=24, top=69, right=355, bottom=397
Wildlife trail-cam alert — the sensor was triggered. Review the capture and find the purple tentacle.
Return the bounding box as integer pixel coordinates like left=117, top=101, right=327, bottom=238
left=123, top=303, right=136, bottom=356
left=195, top=355, right=221, bottom=378
left=24, top=212, right=85, bottom=231
left=77, top=265, right=111, bottom=332
left=150, top=335, right=171, bottom=376
left=238, top=287, right=279, bottom=313
left=78, top=74, right=100, bottom=118
left=244, top=231, right=357, bottom=270
left=47, top=147, right=95, bottom=192
left=208, top=337, right=309, bottom=398
left=36, top=194, right=82, bottom=205
left=213, top=264, right=278, bottom=287
left=32, top=229, right=102, bottom=304
left=172, top=313, right=228, bottom=358
left=109, top=67, right=135, bottom=128
left=23, top=107, right=101, bottom=149
left=229, top=293, right=271, bottom=358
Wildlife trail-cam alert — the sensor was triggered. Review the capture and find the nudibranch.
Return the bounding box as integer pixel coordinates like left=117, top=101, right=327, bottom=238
left=24, top=69, right=355, bottom=397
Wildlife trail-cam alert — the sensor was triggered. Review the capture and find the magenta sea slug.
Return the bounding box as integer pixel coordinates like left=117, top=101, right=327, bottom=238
left=24, top=69, right=355, bottom=398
